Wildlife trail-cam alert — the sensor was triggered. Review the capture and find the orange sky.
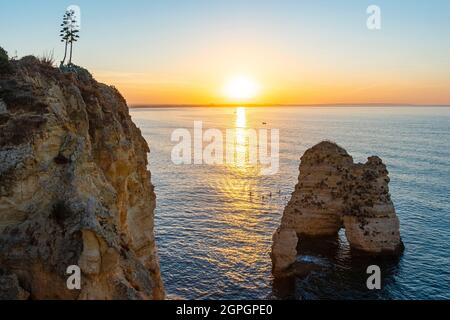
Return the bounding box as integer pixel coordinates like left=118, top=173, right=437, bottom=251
left=4, top=1, right=449, bottom=105
left=93, top=67, right=450, bottom=106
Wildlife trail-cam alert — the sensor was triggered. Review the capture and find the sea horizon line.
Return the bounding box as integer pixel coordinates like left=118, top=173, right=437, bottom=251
left=129, top=103, right=450, bottom=109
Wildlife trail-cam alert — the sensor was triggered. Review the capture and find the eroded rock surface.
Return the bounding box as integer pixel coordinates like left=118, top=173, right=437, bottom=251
left=272, top=141, right=403, bottom=272
left=0, top=272, right=30, bottom=300
left=0, top=57, right=164, bottom=299
left=271, top=228, right=298, bottom=274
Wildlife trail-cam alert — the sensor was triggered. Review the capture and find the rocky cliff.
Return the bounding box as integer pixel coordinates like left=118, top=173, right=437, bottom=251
left=0, top=57, right=164, bottom=299
left=272, top=141, right=403, bottom=273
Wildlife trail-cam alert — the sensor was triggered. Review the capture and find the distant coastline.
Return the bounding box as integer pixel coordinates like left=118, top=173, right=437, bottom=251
left=129, top=103, right=450, bottom=109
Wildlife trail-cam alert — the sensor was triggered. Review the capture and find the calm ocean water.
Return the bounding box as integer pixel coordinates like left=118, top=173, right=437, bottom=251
left=130, top=106, right=450, bottom=300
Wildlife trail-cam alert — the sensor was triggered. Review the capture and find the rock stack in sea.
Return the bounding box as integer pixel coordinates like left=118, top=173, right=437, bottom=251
left=272, top=141, right=403, bottom=273
left=0, top=56, right=164, bottom=299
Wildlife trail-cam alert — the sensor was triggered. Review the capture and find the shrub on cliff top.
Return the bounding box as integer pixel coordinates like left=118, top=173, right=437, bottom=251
left=0, top=47, right=7, bottom=60
left=0, top=46, right=13, bottom=74
left=60, top=63, right=93, bottom=81
left=39, top=50, right=56, bottom=67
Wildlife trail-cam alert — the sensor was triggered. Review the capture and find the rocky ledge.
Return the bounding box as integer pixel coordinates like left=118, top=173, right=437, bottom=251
left=272, top=141, right=403, bottom=274
left=0, top=57, right=164, bottom=299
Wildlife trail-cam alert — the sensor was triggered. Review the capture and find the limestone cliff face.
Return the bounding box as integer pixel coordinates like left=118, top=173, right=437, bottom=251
left=272, top=141, right=403, bottom=272
left=0, top=57, right=164, bottom=299
left=270, top=228, right=298, bottom=274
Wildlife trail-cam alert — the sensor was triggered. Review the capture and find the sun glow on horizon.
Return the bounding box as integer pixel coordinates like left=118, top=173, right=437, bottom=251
left=222, top=75, right=261, bottom=103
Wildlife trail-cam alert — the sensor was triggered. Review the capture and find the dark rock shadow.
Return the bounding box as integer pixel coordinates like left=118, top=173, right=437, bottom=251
left=271, top=232, right=403, bottom=300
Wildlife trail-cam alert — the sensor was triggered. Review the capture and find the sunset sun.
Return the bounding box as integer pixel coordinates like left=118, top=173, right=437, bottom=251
left=223, top=75, right=261, bottom=103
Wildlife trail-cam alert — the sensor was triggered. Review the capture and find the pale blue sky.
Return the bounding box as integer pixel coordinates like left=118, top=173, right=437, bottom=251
left=1, top=0, right=449, bottom=104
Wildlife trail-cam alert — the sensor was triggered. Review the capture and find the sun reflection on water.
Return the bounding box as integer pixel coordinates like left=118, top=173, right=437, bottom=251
left=208, top=107, right=276, bottom=286
left=235, top=107, right=247, bottom=168
left=235, top=107, right=247, bottom=128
